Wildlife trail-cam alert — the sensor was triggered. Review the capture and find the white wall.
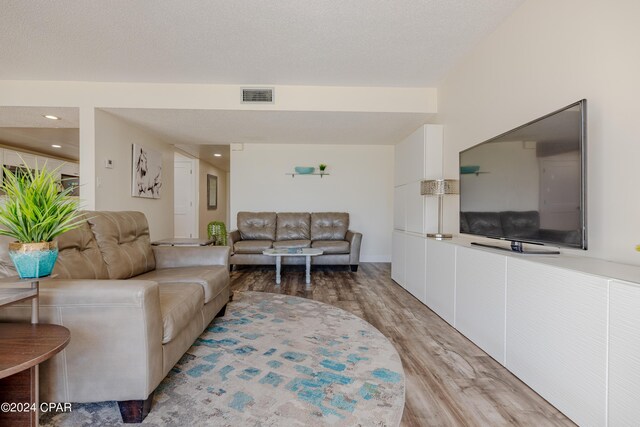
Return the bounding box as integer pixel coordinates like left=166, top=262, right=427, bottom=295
left=0, top=82, right=436, bottom=113
left=0, top=81, right=436, bottom=210
left=94, top=109, right=174, bottom=241
left=230, top=144, right=394, bottom=262
left=439, top=0, right=640, bottom=264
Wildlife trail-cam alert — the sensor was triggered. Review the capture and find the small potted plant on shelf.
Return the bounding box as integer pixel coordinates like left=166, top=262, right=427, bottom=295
left=0, top=163, right=83, bottom=278
left=319, top=164, right=327, bottom=174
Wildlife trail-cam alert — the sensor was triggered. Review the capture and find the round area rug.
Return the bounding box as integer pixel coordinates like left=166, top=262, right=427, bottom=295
left=42, top=291, right=405, bottom=426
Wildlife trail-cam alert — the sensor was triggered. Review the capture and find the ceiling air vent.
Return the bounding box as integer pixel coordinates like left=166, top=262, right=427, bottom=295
left=241, top=87, right=274, bottom=104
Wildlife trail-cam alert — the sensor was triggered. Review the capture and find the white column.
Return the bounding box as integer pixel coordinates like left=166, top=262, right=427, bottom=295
left=79, top=105, right=96, bottom=210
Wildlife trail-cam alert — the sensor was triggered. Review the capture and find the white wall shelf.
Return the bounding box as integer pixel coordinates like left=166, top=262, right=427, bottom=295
left=285, top=173, right=329, bottom=178
left=460, top=171, right=490, bottom=176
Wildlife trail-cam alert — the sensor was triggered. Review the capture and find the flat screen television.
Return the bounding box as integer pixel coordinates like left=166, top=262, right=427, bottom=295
left=459, top=100, right=586, bottom=253
left=61, top=174, right=80, bottom=197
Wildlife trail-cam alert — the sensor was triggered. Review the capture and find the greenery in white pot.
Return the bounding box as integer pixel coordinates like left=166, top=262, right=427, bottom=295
left=0, top=164, right=83, bottom=278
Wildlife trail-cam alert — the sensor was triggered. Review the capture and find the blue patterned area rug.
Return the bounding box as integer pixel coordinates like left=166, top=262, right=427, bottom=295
left=42, top=291, right=405, bottom=426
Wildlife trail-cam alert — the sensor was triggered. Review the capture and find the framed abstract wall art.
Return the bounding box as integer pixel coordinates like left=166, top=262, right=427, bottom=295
left=132, top=144, right=162, bottom=199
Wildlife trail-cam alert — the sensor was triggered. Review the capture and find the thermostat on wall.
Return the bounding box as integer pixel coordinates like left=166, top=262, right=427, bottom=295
left=105, top=159, right=114, bottom=169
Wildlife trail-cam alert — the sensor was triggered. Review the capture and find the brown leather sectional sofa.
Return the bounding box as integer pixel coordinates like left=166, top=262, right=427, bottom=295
left=229, top=212, right=362, bottom=271
left=0, top=211, right=230, bottom=422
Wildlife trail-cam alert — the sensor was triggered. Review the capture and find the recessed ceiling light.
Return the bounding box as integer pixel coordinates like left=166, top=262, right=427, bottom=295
left=214, top=153, right=222, bottom=157
left=51, top=144, right=62, bottom=148
left=43, top=115, right=61, bottom=120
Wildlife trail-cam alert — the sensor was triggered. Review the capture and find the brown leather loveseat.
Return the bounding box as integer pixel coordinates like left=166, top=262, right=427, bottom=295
left=0, top=211, right=230, bottom=423
left=229, top=212, right=362, bottom=271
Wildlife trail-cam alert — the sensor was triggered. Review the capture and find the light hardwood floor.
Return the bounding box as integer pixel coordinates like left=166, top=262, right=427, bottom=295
left=230, top=263, right=575, bottom=427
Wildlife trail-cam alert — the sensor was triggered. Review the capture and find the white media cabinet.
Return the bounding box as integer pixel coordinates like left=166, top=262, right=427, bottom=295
left=392, top=235, right=640, bottom=427
left=393, top=124, right=639, bottom=426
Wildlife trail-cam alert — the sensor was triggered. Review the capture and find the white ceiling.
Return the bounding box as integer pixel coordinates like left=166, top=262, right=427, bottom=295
left=0, top=2, right=524, bottom=168
left=0, top=0, right=523, bottom=86
left=0, top=128, right=79, bottom=161
left=0, top=107, right=79, bottom=161
left=0, top=107, right=79, bottom=128
left=176, top=144, right=231, bottom=172
left=103, top=107, right=432, bottom=171
left=103, top=108, right=431, bottom=145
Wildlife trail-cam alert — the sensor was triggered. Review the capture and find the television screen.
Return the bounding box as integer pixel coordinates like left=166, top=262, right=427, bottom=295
left=61, top=174, right=80, bottom=197
left=459, top=100, right=586, bottom=250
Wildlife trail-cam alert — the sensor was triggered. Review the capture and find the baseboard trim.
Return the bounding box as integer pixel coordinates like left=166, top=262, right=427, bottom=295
left=360, top=255, right=391, bottom=263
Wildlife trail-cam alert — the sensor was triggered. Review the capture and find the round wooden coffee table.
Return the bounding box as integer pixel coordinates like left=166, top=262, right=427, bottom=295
left=0, top=323, right=70, bottom=426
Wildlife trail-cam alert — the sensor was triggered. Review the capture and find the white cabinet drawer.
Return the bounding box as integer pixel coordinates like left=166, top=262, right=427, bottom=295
left=405, top=181, right=425, bottom=234
left=456, top=246, right=506, bottom=363
left=393, top=185, right=406, bottom=231
left=425, top=239, right=456, bottom=325
left=391, top=231, right=405, bottom=287
left=506, top=258, right=607, bottom=427
left=608, top=279, right=640, bottom=426
left=404, top=234, right=426, bottom=302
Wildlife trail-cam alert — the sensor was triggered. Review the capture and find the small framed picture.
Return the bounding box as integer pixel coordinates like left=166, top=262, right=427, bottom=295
left=207, top=174, right=217, bottom=210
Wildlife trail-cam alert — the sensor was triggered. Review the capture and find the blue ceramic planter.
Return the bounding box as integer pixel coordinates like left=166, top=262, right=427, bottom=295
left=8, top=241, right=59, bottom=279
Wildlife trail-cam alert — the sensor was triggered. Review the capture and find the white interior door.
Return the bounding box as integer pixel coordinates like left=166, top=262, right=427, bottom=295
left=174, top=157, right=197, bottom=238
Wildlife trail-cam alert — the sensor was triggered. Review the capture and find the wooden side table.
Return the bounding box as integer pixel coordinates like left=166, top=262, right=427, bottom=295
left=0, top=324, right=70, bottom=427
left=0, top=276, right=69, bottom=427
left=0, top=278, right=41, bottom=324
left=151, top=238, right=214, bottom=246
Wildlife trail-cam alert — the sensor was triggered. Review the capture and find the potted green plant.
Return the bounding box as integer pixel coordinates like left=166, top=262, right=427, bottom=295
left=207, top=221, right=227, bottom=246
left=319, top=163, right=327, bottom=174
left=0, top=164, right=83, bottom=278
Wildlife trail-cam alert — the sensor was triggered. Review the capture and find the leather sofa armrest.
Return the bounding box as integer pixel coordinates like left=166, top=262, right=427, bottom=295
left=152, top=245, right=230, bottom=270
left=346, top=230, right=363, bottom=265
left=228, top=230, right=241, bottom=253
left=0, top=279, right=164, bottom=403
left=36, top=279, right=159, bottom=305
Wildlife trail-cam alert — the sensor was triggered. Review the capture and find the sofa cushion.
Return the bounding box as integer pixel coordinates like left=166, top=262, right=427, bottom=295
left=272, top=240, right=311, bottom=249
left=238, top=212, right=277, bottom=240
left=0, top=235, right=17, bottom=278
left=311, top=212, right=349, bottom=240
left=276, top=213, right=310, bottom=241
left=137, top=266, right=228, bottom=304
left=464, top=212, right=503, bottom=237
left=158, top=282, right=204, bottom=344
left=87, top=211, right=156, bottom=279
left=234, top=240, right=272, bottom=254
left=311, top=240, right=349, bottom=254
left=500, top=211, right=540, bottom=239
left=53, top=216, right=110, bottom=280
left=459, top=212, right=470, bottom=234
